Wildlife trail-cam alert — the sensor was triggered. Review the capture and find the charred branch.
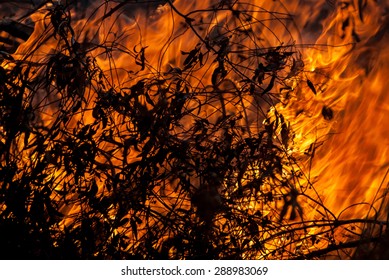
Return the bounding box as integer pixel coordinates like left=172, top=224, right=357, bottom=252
left=0, top=0, right=387, bottom=260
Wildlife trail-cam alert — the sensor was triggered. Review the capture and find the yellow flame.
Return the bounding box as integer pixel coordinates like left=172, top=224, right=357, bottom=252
left=3, top=0, right=389, bottom=259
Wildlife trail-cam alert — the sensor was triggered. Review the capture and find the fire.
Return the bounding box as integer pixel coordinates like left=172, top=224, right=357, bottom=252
left=1, top=0, right=388, bottom=259
left=276, top=0, right=389, bottom=258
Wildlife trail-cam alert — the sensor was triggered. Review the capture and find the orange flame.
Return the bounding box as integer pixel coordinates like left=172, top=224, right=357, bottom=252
left=2, top=0, right=389, bottom=259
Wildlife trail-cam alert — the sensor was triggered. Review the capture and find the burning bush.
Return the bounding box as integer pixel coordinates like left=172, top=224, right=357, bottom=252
left=0, top=0, right=388, bottom=259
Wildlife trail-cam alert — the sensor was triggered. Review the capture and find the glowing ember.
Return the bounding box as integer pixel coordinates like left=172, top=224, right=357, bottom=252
left=0, top=0, right=388, bottom=259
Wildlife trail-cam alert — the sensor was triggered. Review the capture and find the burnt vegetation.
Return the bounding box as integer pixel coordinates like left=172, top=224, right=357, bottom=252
left=0, top=0, right=388, bottom=259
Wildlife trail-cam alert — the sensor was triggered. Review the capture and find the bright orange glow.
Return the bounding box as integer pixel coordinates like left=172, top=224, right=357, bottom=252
left=2, top=0, right=389, bottom=259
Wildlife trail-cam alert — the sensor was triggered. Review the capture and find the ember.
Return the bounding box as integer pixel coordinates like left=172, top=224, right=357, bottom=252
left=0, top=0, right=388, bottom=259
